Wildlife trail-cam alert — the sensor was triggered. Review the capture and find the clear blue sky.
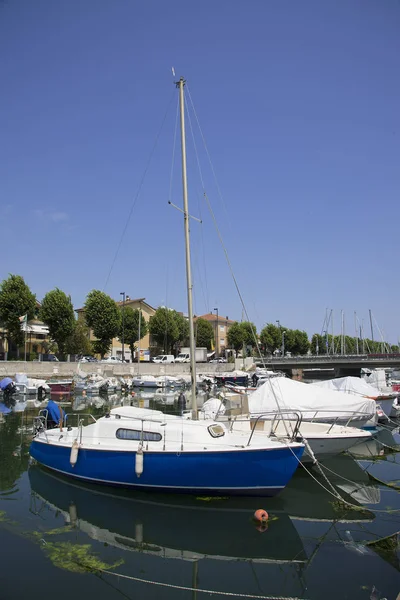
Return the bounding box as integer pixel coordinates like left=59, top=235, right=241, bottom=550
left=1, top=0, right=399, bottom=342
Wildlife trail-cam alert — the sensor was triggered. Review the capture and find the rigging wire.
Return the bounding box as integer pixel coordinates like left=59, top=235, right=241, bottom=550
left=183, top=85, right=291, bottom=429
left=184, top=95, right=211, bottom=314
left=184, top=87, right=263, bottom=363
left=194, top=189, right=210, bottom=313
left=186, top=84, right=232, bottom=230
left=168, top=95, right=180, bottom=203
left=103, top=88, right=176, bottom=292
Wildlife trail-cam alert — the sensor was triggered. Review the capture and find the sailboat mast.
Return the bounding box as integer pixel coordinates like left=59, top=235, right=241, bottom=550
left=177, top=77, right=197, bottom=419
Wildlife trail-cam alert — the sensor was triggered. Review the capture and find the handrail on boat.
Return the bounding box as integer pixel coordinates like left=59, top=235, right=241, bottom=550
left=34, top=410, right=97, bottom=433
left=245, top=410, right=303, bottom=447
left=305, top=409, right=374, bottom=427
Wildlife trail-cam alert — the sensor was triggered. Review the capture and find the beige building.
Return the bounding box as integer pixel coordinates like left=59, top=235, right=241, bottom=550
left=196, top=312, right=235, bottom=356
left=76, top=296, right=156, bottom=361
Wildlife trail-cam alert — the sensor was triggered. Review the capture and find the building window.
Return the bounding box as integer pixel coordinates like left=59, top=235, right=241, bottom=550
left=116, top=429, right=162, bottom=442
left=220, top=338, right=225, bottom=345
left=220, top=325, right=225, bottom=332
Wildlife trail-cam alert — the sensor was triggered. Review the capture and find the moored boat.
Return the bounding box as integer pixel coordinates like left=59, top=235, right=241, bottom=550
left=201, top=396, right=372, bottom=463
left=30, top=405, right=304, bottom=496
left=47, top=379, right=73, bottom=395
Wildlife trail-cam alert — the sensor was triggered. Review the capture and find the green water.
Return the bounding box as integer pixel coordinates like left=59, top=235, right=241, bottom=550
left=0, top=393, right=399, bottom=600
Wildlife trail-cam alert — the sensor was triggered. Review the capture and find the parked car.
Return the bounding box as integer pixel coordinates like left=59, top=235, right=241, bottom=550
left=209, top=357, right=227, bottom=363
left=79, top=356, right=98, bottom=363
left=101, top=356, right=123, bottom=363
left=152, top=355, right=175, bottom=364
left=40, top=354, right=59, bottom=362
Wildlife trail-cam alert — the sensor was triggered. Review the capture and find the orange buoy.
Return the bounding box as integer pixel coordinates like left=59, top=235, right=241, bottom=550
left=254, top=509, right=269, bottom=523
left=131, top=391, right=136, bottom=397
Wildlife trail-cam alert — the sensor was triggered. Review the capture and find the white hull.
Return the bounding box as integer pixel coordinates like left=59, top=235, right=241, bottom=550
left=299, top=431, right=372, bottom=463
left=376, top=398, right=395, bottom=418
left=226, top=419, right=371, bottom=463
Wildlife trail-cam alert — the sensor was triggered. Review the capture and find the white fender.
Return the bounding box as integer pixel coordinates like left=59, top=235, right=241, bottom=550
left=70, top=440, right=79, bottom=467
left=135, top=445, right=144, bottom=477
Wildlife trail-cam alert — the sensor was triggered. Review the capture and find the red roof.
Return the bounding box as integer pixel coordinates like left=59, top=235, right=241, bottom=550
left=195, top=313, right=235, bottom=324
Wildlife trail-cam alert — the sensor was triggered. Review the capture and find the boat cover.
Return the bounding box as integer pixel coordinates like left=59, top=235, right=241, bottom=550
left=311, top=376, right=384, bottom=399
left=201, top=398, right=226, bottom=419
left=248, top=377, right=376, bottom=420
left=0, top=377, right=13, bottom=390
left=46, top=400, right=66, bottom=424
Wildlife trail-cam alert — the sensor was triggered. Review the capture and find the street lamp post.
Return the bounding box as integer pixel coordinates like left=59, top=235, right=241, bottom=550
left=282, top=330, right=286, bottom=357
left=276, top=320, right=281, bottom=356
left=120, top=292, right=125, bottom=362
left=213, top=308, right=219, bottom=359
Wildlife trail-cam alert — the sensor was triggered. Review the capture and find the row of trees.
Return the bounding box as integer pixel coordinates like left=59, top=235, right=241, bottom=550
left=310, top=333, right=399, bottom=356
left=0, top=274, right=397, bottom=358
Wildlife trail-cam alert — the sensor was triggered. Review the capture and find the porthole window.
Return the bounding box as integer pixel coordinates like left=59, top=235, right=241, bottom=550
left=116, top=428, right=162, bottom=442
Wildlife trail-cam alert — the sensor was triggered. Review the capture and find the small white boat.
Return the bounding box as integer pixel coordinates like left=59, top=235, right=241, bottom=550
left=132, top=375, right=161, bottom=388
left=312, top=376, right=398, bottom=420
left=201, top=397, right=372, bottom=463
left=74, top=373, right=108, bottom=394
left=247, top=377, right=376, bottom=428
left=14, top=373, right=50, bottom=396
left=156, top=375, right=184, bottom=388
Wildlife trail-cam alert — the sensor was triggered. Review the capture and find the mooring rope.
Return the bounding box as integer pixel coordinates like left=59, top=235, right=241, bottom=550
left=101, top=569, right=309, bottom=600
left=283, top=440, right=400, bottom=513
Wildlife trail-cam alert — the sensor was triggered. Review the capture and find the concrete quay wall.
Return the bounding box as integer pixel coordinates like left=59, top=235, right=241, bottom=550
left=0, top=361, right=236, bottom=379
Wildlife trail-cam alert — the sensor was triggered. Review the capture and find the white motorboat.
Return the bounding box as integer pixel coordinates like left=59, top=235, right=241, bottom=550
left=201, top=397, right=372, bottom=463
left=132, top=375, right=161, bottom=388
left=312, top=376, right=398, bottom=420
left=246, top=376, right=376, bottom=428
left=14, top=373, right=50, bottom=396
left=73, top=373, right=108, bottom=394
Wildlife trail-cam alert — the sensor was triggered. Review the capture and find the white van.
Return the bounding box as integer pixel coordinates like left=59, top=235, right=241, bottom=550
left=152, top=355, right=175, bottom=364
left=175, top=352, right=190, bottom=363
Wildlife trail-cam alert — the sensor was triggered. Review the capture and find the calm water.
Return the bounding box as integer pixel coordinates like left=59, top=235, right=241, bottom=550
left=1, top=391, right=400, bottom=600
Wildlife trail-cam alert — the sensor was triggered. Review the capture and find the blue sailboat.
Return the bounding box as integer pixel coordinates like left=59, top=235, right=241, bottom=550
left=29, top=77, right=304, bottom=496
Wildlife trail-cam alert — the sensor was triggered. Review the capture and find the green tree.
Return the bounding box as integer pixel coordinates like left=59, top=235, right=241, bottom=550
left=195, top=318, right=214, bottom=349
left=0, top=274, right=36, bottom=351
left=289, top=329, right=310, bottom=355
left=149, top=307, right=181, bottom=353
left=241, top=321, right=257, bottom=346
left=119, top=307, right=148, bottom=360
left=226, top=322, right=244, bottom=354
left=40, top=288, right=75, bottom=355
left=311, top=334, right=324, bottom=355
left=259, top=323, right=281, bottom=354
left=84, top=290, right=120, bottom=358
left=176, top=312, right=190, bottom=348
left=65, top=320, right=92, bottom=356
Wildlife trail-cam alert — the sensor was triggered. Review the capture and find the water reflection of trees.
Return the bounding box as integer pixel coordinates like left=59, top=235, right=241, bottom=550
left=0, top=411, right=30, bottom=492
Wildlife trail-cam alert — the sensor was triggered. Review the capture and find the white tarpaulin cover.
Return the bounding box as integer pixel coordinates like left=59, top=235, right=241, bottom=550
left=311, top=376, right=384, bottom=399
left=248, top=377, right=376, bottom=421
